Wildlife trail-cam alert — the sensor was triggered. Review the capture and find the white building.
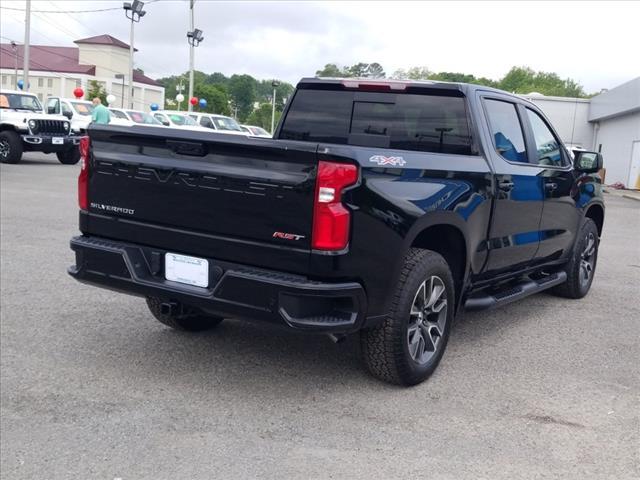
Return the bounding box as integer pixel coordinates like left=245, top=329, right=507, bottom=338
left=521, top=77, right=640, bottom=188
left=0, top=35, right=164, bottom=111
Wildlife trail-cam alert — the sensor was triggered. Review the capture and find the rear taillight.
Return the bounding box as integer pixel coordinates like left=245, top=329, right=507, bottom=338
left=312, top=161, right=358, bottom=251
left=78, top=136, right=90, bottom=210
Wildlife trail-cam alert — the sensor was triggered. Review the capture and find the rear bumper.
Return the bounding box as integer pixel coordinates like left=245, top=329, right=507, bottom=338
left=68, top=235, right=367, bottom=333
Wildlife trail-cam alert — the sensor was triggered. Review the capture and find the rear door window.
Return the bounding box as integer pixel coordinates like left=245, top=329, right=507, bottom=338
left=483, top=99, right=528, bottom=163
left=280, top=88, right=473, bottom=155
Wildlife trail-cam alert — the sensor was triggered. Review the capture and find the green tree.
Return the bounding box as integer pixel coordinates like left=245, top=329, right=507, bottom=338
left=193, top=84, right=230, bottom=115
left=228, top=74, right=258, bottom=121
left=315, top=63, right=344, bottom=77
left=366, top=62, right=385, bottom=78
left=245, top=103, right=281, bottom=132
left=87, top=80, right=107, bottom=105
left=498, top=66, right=585, bottom=97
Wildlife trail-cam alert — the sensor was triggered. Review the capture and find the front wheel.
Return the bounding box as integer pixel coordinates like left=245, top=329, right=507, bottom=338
left=0, top=130, right=23, bottom=164
left=56, top=148, right=80, bottom=165
left=360, top=249, right=455, bottom=386
left=552, top=218, right=600, bottom=299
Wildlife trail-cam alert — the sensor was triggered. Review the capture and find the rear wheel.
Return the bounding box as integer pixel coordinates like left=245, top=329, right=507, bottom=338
left=146, top=296, right=224, bottom=332
left=360, top=249, right=455, bottom=385
left=552, top=218, right=599, bottom=299
left=56, top=148, right=80, bottom=165
left=0, top=130, right=23, bottom=164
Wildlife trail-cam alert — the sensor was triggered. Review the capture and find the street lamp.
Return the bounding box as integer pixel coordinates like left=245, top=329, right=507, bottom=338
left=186, top=21, right=204, bottom=112
left=10, top=41, right=18, bottom=89
left=123, top=0, right=146, bottom=109
left=271, top=80, right=280, bottom=134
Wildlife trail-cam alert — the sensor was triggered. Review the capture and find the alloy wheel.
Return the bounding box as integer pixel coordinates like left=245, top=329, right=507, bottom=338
left=579, top=232, right=596, bottom=288
left=0, top=139, right=9, bottom=159
left=407, top=275, right=448, bottom=364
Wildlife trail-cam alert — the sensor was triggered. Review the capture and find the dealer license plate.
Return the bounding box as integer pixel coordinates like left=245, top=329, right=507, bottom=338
left=165, top=253, right=209, bottom=288
left=52, top=137, right=64, bottom=145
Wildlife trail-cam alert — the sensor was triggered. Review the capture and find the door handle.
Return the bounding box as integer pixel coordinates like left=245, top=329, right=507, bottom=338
left=498, top=180, right=514, bottom=191
left=545, top=182, right=558, bottom=192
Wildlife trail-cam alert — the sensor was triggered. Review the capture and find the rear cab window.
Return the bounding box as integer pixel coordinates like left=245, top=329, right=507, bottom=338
left=280, top=87, right=474, bottom=155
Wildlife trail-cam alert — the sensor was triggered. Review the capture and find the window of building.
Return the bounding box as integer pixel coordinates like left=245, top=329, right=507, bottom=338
left=47, top=78, right=53, bottom=88
left=1, top=75, right=6, bottom=85
left=38, top=78, right=43, bottom=87
left=75, top=79, right=81, bottom=88
left=37, top=93, right=43, bottom=101
left=483, top=99, right=528, bottom=163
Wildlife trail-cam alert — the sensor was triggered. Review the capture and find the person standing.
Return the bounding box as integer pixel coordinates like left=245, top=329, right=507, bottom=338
left=91, top=98, right=111, bottom=125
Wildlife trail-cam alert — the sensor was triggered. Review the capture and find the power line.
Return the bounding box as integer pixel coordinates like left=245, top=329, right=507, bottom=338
left=0, top=1, right=161, bottom=14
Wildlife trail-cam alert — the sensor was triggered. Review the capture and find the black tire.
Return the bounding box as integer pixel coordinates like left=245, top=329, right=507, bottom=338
left=146, top=297, right=224, bottom=332
left=360, top=249, right=455, bottom=386
left=56, top=148, right=80, bottom=165
left=552, top=218, right=599, bottom=299
left=0, top=130, right=23, bottom=164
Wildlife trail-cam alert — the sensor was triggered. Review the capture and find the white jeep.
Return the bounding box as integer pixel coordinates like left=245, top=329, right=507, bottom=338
left=0, top=90, right=80, bottom=164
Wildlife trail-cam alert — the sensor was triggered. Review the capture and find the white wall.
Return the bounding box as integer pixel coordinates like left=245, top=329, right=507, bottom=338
left=593, top=111, right=640, bottom=186
left=521, top=95, right=593, bottom=148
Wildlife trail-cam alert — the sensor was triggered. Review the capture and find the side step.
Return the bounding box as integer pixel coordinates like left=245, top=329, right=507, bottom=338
left=464, top=271, right=567, bottom=311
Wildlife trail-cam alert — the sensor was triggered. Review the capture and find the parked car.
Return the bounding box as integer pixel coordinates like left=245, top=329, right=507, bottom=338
left=240, top=124, right=271, bottom=137
left=0, top=89, right=78, bottom=164
left=187, top=112, right=247, bottom=136
left=109, top=108, right=164, bottom=126
left=45, top=97, right=132, bottom=132
left=152, top=110, right=210, bottom=132
left=69, top=78, right=605, bottom=385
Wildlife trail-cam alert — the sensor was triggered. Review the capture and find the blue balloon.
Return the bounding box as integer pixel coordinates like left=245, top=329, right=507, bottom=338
left=17, top=79, right=24, bottom=90
left=199, top=98, right=207, bottom=108
left=150, top=103, right=159, bottom=111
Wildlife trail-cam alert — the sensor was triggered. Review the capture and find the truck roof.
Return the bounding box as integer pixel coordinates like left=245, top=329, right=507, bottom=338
left=298, top=77, right=518, bottom=98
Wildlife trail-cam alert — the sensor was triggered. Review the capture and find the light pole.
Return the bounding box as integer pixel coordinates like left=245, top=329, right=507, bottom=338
left=123, top=0, right=146, bottom=109
left=186, top=0, right=204, bottom=113
left=11, top=41, right=18, bottom=88
left=23, top=0, right=31, bottom=91
left=271, top=80, right=280, bottom=134
left=176, top=82, right=185, bottom=110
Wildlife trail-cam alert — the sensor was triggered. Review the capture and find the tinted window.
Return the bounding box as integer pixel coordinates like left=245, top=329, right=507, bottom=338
left=526, top=109, right=566, bottom=167
left=200, top=116, right=214, bottom=128
left=484, top=99, right=528, bottom=163
left=280, top=89, right=473, bottom=154
left=110, top=109, right=128, bottom=119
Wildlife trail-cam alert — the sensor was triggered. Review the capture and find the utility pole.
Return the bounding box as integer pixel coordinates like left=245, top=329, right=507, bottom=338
left=271, top=80, right=280, bottom=134
left=123, top=1, right=146, bottom=109
left=23, top=0, right=31, bottom=91
left=186, top=1, right=204, bottom=112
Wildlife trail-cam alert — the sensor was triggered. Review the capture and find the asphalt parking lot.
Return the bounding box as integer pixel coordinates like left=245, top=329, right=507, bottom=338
left=1, top=152, right=638, bottom=479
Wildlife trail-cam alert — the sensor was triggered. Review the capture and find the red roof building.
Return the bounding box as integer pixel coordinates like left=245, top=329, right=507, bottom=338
left=0, top=34, right=164, bottom=110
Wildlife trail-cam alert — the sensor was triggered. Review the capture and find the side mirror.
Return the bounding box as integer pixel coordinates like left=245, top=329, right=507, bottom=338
left=574, top=151, right=603, bottom=173
left=62, top=110, right=73, bottom=120
left=161, top=120, right=170, bottom=127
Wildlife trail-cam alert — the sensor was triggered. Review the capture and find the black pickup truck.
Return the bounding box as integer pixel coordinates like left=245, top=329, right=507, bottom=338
left=69, top=78, right=604, bottom=385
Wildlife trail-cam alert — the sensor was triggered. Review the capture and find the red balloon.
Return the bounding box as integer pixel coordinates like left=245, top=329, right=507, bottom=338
left=189, top=96, right=198, bottom=106
left=73, top=87, right=84, bottom=99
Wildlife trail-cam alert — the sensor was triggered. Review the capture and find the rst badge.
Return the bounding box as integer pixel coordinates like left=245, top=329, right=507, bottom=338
left=369, top=155, right=406, bottom=167
left=273, top=232, right=305, bottom=241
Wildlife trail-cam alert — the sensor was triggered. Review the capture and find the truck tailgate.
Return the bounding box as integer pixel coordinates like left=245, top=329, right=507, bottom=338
left=85, top=125, right=317, bottom=267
